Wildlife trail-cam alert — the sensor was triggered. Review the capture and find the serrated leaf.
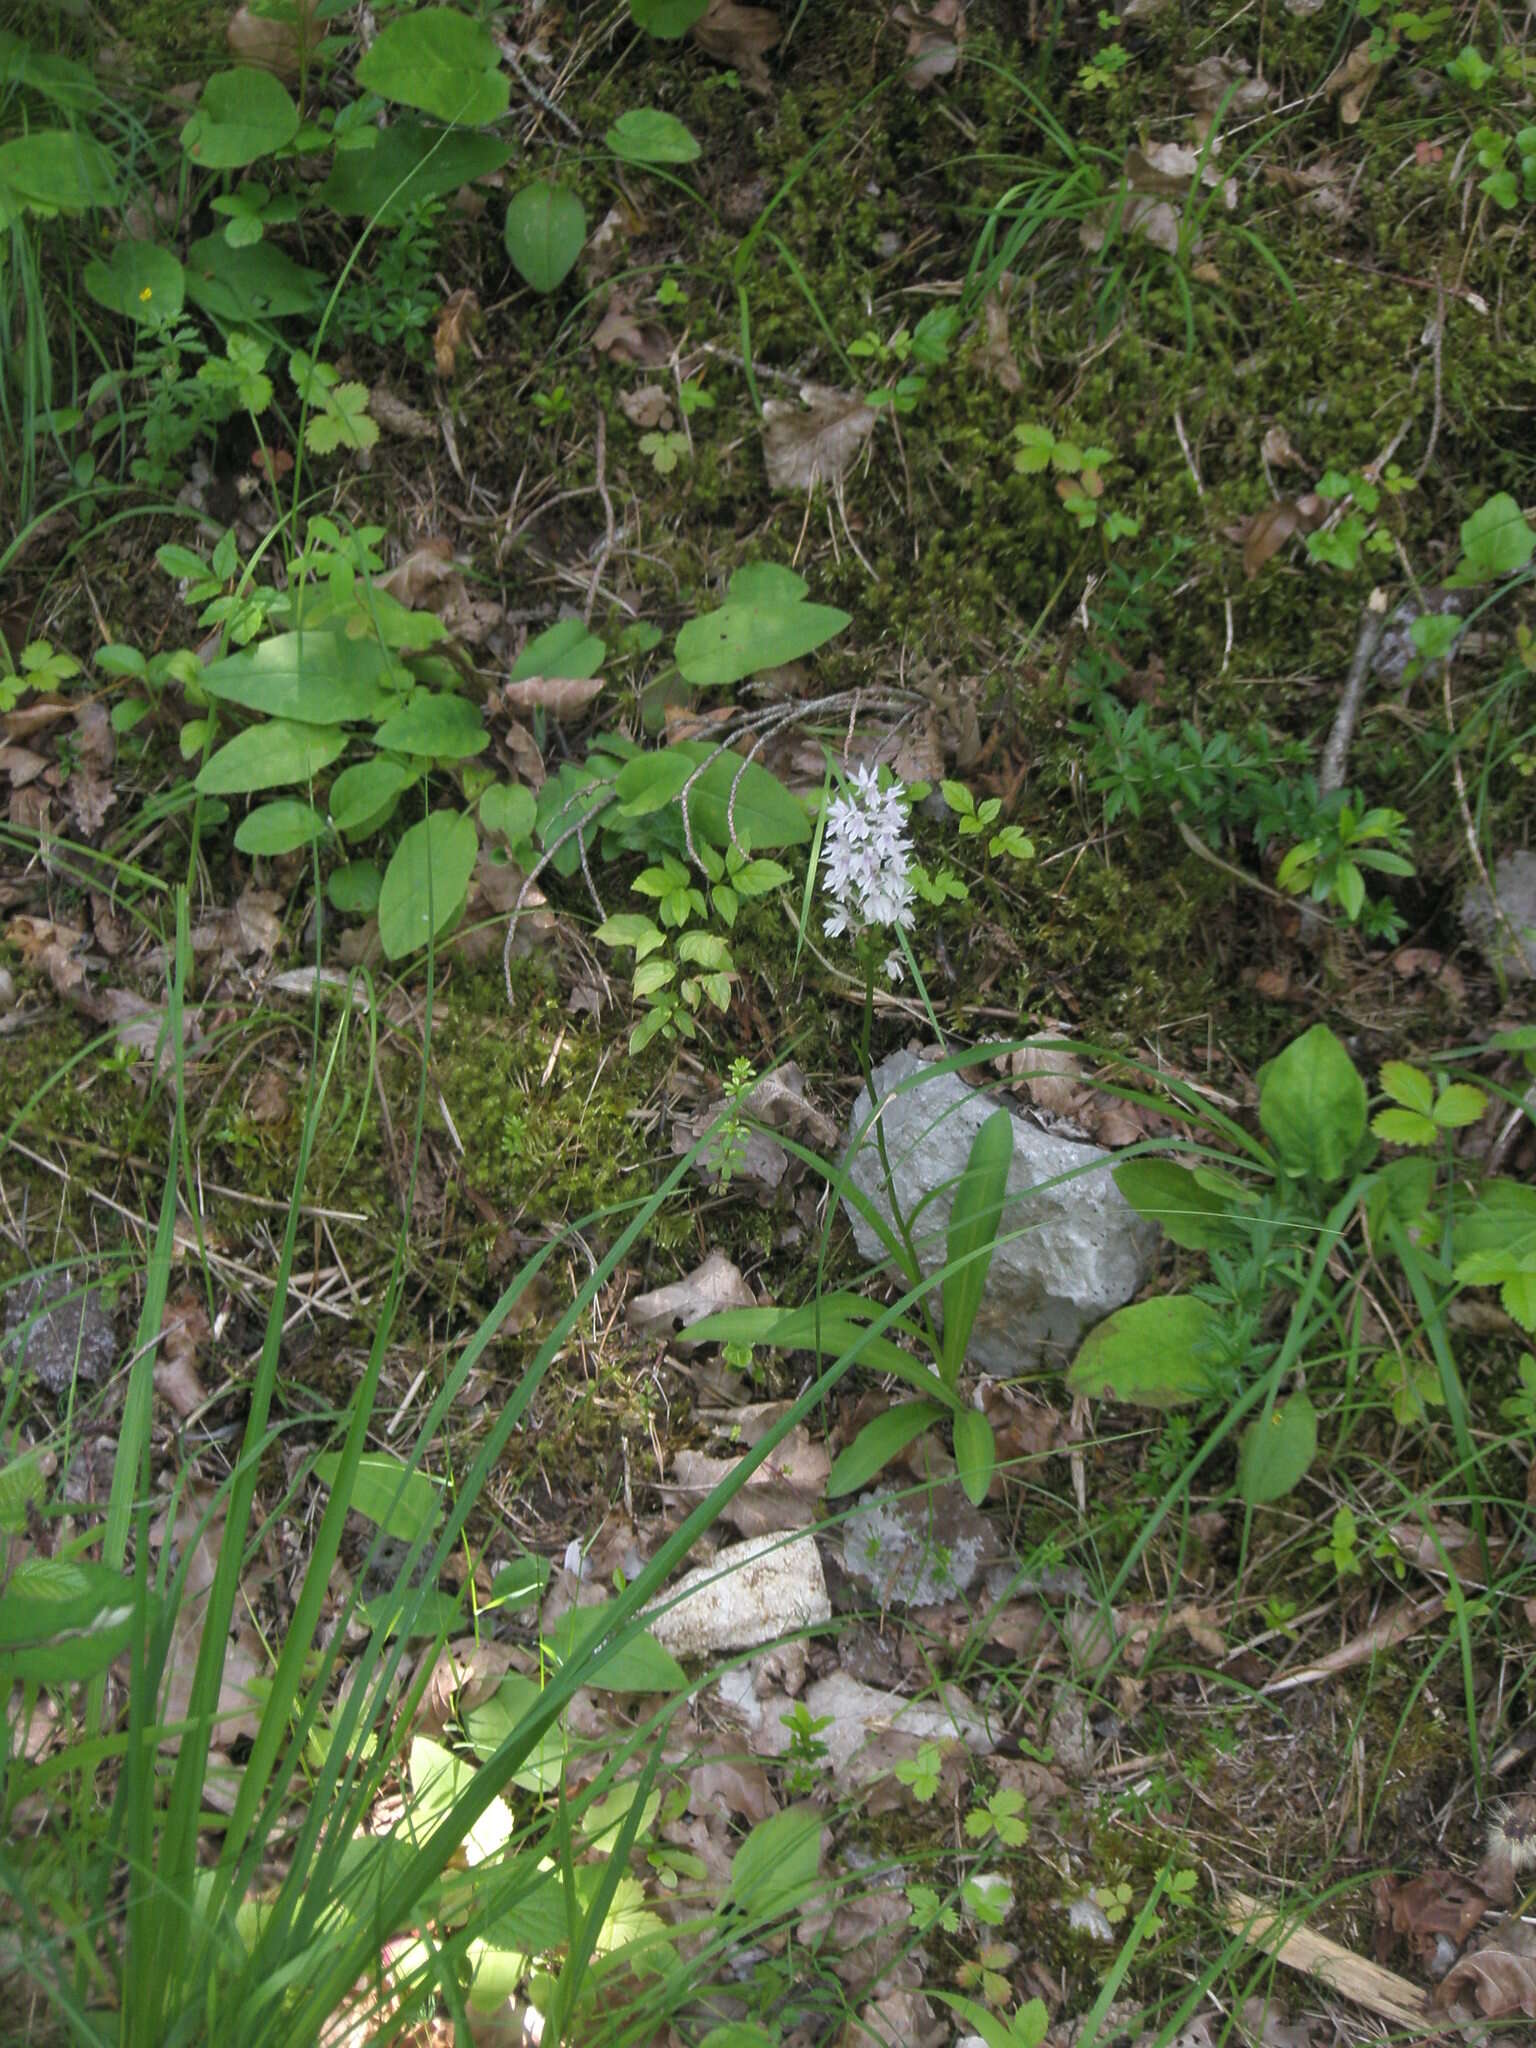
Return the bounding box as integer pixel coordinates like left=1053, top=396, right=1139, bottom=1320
left=1434, top=1082, right=1487, bottom=1128
left=377, top=810, right=479, bottom=958
left=1371, top=1107, right=1439, bottom=1148
left=504, top=181, right=586, bottom=293
left=1380, top=1061, right=1434, bottom=1116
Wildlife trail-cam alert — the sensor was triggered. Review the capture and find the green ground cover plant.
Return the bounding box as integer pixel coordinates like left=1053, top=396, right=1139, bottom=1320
left=4, top=1, right=1536, bottom=2043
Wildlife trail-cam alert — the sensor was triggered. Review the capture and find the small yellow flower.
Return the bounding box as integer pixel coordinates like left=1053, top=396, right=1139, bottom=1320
left=139, top=285, right=153, bottom=302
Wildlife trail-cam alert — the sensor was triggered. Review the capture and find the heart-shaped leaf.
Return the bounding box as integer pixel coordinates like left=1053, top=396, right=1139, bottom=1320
left=504, top=181, right=586, bottom=293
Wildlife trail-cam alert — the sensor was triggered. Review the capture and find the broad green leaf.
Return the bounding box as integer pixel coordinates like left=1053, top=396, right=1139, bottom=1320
left=504, top=181, right=586, bottom=293
left=1111, top=1158, right=1234, bottom=1250
left=675, top=573, right=849, bottom=686
left=1453, top=1181, right=1536, bottom=1331
left=1258, top=1024, right=1367, bottom=1184
left=1453, top=492, right=1536, bottom=582
left=1065, top=1295, right=1228, bottom=1409
left=1371, top=1107, right=1438, bottom=1149
left=313, top=1450, right=442, bottom=1544
left=319, top=120, right=510, bottom=222
left=952, top=1408, right=995, bottom=1507
left=374, top=692, right=488, bottom=760
left=407, top=1736, right=513, bottom=1865
left=197, top=718, right=347, bottom=794
left=464, top=1674, right=566, bottom=1791
left=0, top=130, right=116, bottom=214
left=728, top=1807, right=823, bottom=1922
left=183, top=234, right=324, bottom=321
left=630, top=0, right=709, bottom=34
left=1435, top=1083, right=1487, bottom=1128
left=82, top=240, right=184, bottom=325
left=356, top=10, right=509, bottom=125
left=827, top=1401, right=951, bottom=1497
left=674, top=742, right=811, bottom=847
left=377, top=810, right=479, bottom=958
left=327, top=859, right=382, bottom=915
left=0, top=1558, right=140, bottom=1685
left=330, top=757, right=418, bottom=832
left=698, top=2029, right=779, bottom=2048
left=605, top=108, right=701, bottom=165
left=508, top=618, right=605, bottom=681
left=201, top=633, right=398, bottom=723
left=234, top=799, right=324, bottom=855
left=0, top=1448, right=47, bottom=1534
left=181, top=68, right=298, bottom=168
left=542, top=1600, right=688, bottom=1692
left=940, top=1107, right=1013, bottom=1381
left=480, top=784, right=537, bottom=843
left=1238, top=1393, right=1317, bottom=1504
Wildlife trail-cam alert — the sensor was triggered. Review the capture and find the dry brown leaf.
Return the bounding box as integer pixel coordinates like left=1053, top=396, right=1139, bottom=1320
left=686, top=1753, right=778, bottom=1823
left=691, top=0, right=779, bottom=94
left=227, top=0, right=318, bottom=79
left=368, top=384, right=435, bottom=440
left=0, top=745, right=49, bottom=787
left=378, top=537, right=458, bottom=607
left=502, top=673, right=603, bottom=717
left=761, top=385, right=876, bottom=495
left=979, top=290, right=1022, bottom=392
left=1375, top=1869, right=1487, bottom=1962
left=1230, top=494, right=1325, bottom=580
left=1081, top=193, right=1181, bottom=256
left=629, top=1250, right=756, bottom=1345
left=1175, top=54, right=1272, bottom=121
left=1260, top=423, right=1306, bottom=469
left=1125, top=142, right=1234, bottom=206
left=746, top=1061, right=839, bottom=1149
left=155, top=1290, right=210, bottom=1418
left=498, top=715, right=546, bottom=791
left=591, top=293, right=672, bottom=367
left=618, top=384, right=673, bottom=429
left=152, top=1494, right=264, bottom=1751
left=1323, top=40, right=1382, bottom=125
left=837, top=1986, right=943, bottom=2048
left=433, top=287, right=479, bottom=377
left=894, top=0, right=965, bottom=92
left=413, top=1637, right=519, bottom=1734
left=669, top=1429, right=830, bottom=1537
left=1437, top=1944, right=1536, bottom=2020
left=7, top=916, right=88, bottom=996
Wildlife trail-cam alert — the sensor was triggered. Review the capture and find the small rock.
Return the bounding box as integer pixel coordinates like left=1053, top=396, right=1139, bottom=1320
left=1462, top=851, right=1536, bottom=984
left=5, top=1268, right=117, bottom=1394
left=842, top=1052, right=1160, bottom=1371
left=648, top=1533, right=830, bottom=1657
left=840, top=1486, right=1000, bottom=1607
left=800, top=1670, right=996, bottom=1774
left=0, top=966, right=16, bottom=1011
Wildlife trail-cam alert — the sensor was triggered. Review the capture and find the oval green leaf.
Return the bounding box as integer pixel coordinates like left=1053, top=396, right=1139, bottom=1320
left=1238, top=1393, right=1317, bottom=1504
left=675, top=586, right=850, bottom=686
left=504, top=181, right=586, bottom=293
left=82, top=240, right=184, bottom=325
left=326, top=859, right=382, bottom=915
left=355, top=9, right=509, bottom=125
left=480, top=783, right=536, bottom=844
left=234, top=798, right=325, bottom=856
left=1065, top=1295, right=1228, bottom=1410
left=374, top=691, right=488, bottom=760
left=508, top=617, right=605, bottom=682
left=377, top=809, right=479, bottom=959
left=313, top=1450, right=442, bottom=1545
left=1111, top=1158, right=1235, bottom=1251
left=605, top=109, right=701, bottom=165
left=182, top=68, right=299, bottom=169
left=330, top=756, right=418, bottom=833
left=629, top=0, right=709, bottom=34
left=319, top=120, right=510, bottom=222
left=827, top=1400, right=951, bottom=1497
left=953, top=1408, right=995, bottom=1508
left=1258, top=1024, right=1367, bottom=1185
left=196, top=718, right=348, bottom=795
left=201, top=632, right=398, bottom=723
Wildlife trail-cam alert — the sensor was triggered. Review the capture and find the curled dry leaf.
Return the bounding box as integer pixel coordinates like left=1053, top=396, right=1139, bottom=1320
left=502, top=673, right=603, bottom=717
left=591, top=292, right=672, bottom=367
left=433, top=287, right=479, bottom=378
left=413, top=1636, right=519, bottom=1734
left=1125, top=142, right=1235, bottom=208
left=761, top=385, right=877, bottom=495
left=7, top=916, right=88, bottom=996
left=1375, top=1869, right=1487, bottom=1963
left=894, top=0, right=965, bottom=92
left=691, top=0, right=780, bottom=95
left=1437, top=1944, right=1536, bottom=2020
left=746, top=1060, right=839, bottom=1149
left=227, top=0, right=318, bottom=79
left=628, top=1248, right=756, bottom=1346
left=1323, top=40, right=1382, bottom=126
left=1261, top=423, right=1306, bottom=470
left=368, top=385, right=435, bottom=440
left=1229, top=494, right=1326, bottom=580
left=1175, top=54, right=1272, bottom=122
left=155, top=1290, right=210, bottom=1418
left=618, top=384, right=673, bottom=430
left=669, top=1427, right=830, bottom=1538
left=687, top=1751, right=778, bottom=1824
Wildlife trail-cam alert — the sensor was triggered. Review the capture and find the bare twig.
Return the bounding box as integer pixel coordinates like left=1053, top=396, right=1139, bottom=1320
left=1319, top=589, right=1391, bottom=797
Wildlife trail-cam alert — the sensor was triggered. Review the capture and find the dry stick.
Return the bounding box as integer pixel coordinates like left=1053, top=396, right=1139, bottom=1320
left=1319, top=594, right=1391, bottom=798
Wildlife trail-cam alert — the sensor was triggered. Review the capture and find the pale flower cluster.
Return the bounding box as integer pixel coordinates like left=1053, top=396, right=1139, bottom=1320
left=821, top=763, right=914, bottom=981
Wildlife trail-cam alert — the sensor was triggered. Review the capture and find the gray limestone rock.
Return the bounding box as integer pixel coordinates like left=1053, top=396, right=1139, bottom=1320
left=1462, top=850, right=1536, bottom=985
left=5, top=1268, right=117, bottom=1395
left=841, top=1051, right=1159, bottom=1372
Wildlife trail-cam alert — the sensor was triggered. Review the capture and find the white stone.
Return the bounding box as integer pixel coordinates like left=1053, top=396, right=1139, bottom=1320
left=800, top=1671, right=995, bottom=1774
left=842, top=1051, right=1160, bottom=1372
left=1462, top=850, right=1536, bottom=984
left=647, top=1534, right=829, bottom=1658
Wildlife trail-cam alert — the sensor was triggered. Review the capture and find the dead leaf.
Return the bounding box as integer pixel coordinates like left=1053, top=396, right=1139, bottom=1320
left=669, top=1429, right=830, bottom=1537
left=894, top=0, right=965, bottom=93
left=502, top=674, right=603, bottom=717
left=591, top=293, right=673, bottom=367
left=1125, top=142, right=1235, bottom=207
left=251, top=444, right=293, bottom=484
left=7, top=916, right=88, bottom=996
left=368, top=384, right=435, bottom=440
left=413, top=1636, right=519, bottom=1734
left=155, top=1290, right=210, bottom=1418
left=838, top=1986, right=943, bottom=2048
left=1229, top=495, right=1325, bottom=580
left=745, top=1061, right=839, bottom=1149
left=227, top=0, right=318, bottom=79
left=378, top=537, right=458, bottom=607
left=1082, top=193, right=1181, bottom=257
left=761, top=386, right=877, bottom=495
left=687, top=1752, right=778, bottom=1823
left=1261, top=424, right=1306, bottom=469
left=433, top=287, right=479, bottom=378
left=691, top=0, right=779, bottom=95
left=1175, top=54, right=1272, bottom=123
left=618, top=384, right=673, bottom=429
left=979, top=289, right=1022, bottom=392
left=0, top=745, right=49, bottom=787
left=1437, top=1944, right=1536, bottom=2020
left=1375, top=1869, right=1487, bottom=1964
left=151, top=1493, right=264, bottom=1751
left=1323, top=40, right=1383, bottom=125
left=629, top=1250, right=756, bottom=1346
